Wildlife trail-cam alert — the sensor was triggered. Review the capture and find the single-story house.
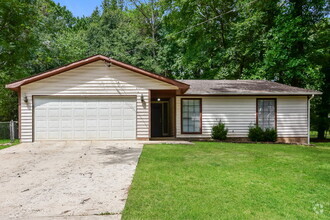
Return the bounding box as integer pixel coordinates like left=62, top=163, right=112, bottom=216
left=6, top=55, right=321, bottom=144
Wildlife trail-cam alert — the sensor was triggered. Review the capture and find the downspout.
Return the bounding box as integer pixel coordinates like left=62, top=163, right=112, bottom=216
left=308, top=95, right=314, bottom=145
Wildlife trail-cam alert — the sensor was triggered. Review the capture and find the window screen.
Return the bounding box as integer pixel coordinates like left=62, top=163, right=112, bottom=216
left=182, top=99, right=201, bottom=133
left=258, top=99, right=276, bottom=130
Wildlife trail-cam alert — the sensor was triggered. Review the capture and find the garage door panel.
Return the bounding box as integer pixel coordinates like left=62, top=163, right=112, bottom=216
left=111, top=131, right=122, bottom=139
left=124, top=108, right=134, bottom=116
left=48, top=120, right=59, bottom=128
left=49, top=109, right=59, bottom=117
left=73, top=109, right=84, bottom=116
left=61, top=99, right=76, bottom=108
left=34, top=97, right=136, bottom=140
left=124, top=119, right=134, bottom=127
left=98, top=102, right=110, bottom=107
left=49, top=131, right=60, bottom=139
left=61, top=120, right=73, bottom=129
left=37, top=109, right=47, bottom=117
left=123, top=131, right=135, bottom=138
left=35, top=120, right=47, bottom=129
left=73, top=131, right=85, bottom=139
left=62, top=131, right=73, bottom=139
left=74, top=101, right=86, bottom=107
left=99, top=119, right=110, bottom=127
left=36, top=132, right=48, bottom=139
left=86, top=131, right=98, bottom=139
left=61, top=109, right=72, bottom=117
left=86, top=109, right=97, bottom=117
left=111, top=119, right=122, bottom=128
left=99, top=131, right=110, bottom=138
left=86, top=119, right=97, bottom=128
left=73, top=119, right=84, bottom=128
left=111, top=109, right=122, bottom=116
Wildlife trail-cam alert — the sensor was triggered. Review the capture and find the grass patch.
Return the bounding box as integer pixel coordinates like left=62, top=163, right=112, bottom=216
left=310, top=131, right=330, bottom=139
left=0, top=139, right=19, bottom=150
left=123, top=142, right=330, bottom=219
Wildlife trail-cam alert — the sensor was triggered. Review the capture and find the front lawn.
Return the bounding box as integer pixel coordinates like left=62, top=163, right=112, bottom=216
left=0, top=139, right=19, bottom=150
left=123, top=142, right=330, bottom=219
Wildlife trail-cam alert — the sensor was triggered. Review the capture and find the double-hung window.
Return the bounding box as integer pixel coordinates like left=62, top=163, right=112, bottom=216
left=257, top=99, right=276, bottom=130
left=181, top=99, right=202, bottom=133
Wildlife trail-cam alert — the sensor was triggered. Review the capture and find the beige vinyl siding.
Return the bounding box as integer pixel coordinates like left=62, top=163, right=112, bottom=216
left=20, top=61, right=177, bottom=142
left=277, top=96, right=308, bottom=137
left=176, top=96, right=308, bottom=138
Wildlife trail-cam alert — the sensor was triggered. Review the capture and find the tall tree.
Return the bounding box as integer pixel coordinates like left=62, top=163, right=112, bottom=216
left=0, top=0, right=38, bottom=120
left=162, top=0, right=237, bottom=79
left=29, top=0, right=87, bottom=73
left=310, top=19, right=330, bottom=139
left=260, top=0, right=327, bottom=87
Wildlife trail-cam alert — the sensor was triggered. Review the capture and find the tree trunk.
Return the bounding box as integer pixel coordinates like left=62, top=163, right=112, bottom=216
left=317, top=127, right=325, bottom=139
left=289, top=0, right=305, bottom=88
left=317, top=66, right=330, bottom=140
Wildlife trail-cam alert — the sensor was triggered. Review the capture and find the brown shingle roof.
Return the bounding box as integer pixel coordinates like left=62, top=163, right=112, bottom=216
left=179, top=80, right=321, bottom=95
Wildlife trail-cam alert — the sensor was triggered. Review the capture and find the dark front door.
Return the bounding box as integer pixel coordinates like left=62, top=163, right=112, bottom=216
left=151, top=103, right=162, bottom=137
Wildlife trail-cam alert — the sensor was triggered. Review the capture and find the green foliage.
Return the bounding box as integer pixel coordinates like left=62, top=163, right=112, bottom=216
left=264, top=128, right=277, bottom=142
left=248, top=125, right=264, bottom=142
left=0, top=139, right=20, bottom=150
left=309, top=20, right=330, bottom=139
left=0, top=0, right=38, bottom=121
left=211, top=122, right=228, bottom=140
left=0, top=0, right=38, bottom=69
left=248, top=125, right=277, bottom=142
left=0, top=0, right=329, bottom=139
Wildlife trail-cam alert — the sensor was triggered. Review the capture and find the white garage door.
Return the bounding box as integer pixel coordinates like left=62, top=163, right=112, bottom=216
left=34, top=96, right=136, bottom=140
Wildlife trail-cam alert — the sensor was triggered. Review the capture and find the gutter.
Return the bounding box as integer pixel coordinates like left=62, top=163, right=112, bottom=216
left=308, top=95, right=315, bottom=145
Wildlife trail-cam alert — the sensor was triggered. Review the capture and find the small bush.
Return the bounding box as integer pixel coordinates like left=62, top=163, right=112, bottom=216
left=264, top=128, right=277, bottom=142
left=212, top=122, right=228, bottom=140
left=248, top=125, right=277, bottom=142
left=248, top=125, right=264, bottom=142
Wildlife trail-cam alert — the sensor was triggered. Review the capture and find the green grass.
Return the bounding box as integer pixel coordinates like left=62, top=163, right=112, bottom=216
left=123, top=142, right=330, bottom=219
left=310, top=131, right=330, bottom=139
left=0, top=139, right=19, bottom=150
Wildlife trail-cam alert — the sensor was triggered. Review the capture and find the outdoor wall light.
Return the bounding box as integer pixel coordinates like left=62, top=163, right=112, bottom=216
left=104, top=60, right=111, bottom=67
left=157, top=98, right=161, bottom=101
left=24, top=95, right=28, bottom=103
left=141, top=94, right=145, bottom=103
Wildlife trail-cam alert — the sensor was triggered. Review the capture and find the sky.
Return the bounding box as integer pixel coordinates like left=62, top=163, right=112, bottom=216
left=53, top=0, right=103, bottom=17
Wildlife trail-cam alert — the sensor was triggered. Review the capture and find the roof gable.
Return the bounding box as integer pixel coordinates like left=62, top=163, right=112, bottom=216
left=22, top=61, right=180, bottom=93
left=6, top=55, right=189, bottom=93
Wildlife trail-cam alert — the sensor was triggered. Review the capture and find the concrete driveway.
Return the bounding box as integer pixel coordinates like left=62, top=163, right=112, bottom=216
left=0, top=141, right=144, bottom=219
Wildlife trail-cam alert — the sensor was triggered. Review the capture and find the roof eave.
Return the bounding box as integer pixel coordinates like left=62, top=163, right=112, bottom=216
left=109, top=58, right=189, bottom=93
left=182, top=92, right=322, bottom=96
left=6, top=55, right=109, bottom=91
left=5, top=54, right=189, bottom=93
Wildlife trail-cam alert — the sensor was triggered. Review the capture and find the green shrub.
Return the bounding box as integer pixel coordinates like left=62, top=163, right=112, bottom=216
left=248, top=125, right=264, bottom=142
left=264, top=128, right=277, bottom=142
left=248, top=125, right=277, bottom=142
left=212, top=122, right=228, bottom=140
